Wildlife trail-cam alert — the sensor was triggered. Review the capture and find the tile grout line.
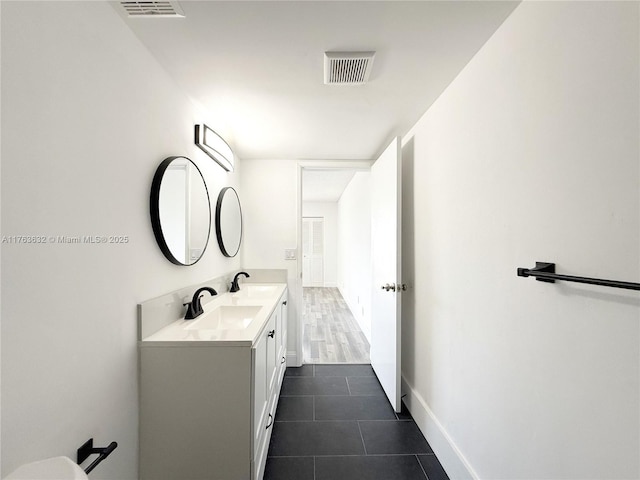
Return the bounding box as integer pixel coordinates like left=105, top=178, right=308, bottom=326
left=313, top=456, right=316, bottom=480
left=416, top=454, right=430, bottom=480
left=275, top=419, right=403, bottom=423
left=268, top=453, right=427, bottom=458
left=356, top=420, right=368, bottom=456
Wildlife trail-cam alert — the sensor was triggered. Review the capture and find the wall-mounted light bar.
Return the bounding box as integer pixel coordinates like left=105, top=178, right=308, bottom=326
left=195, top=124, right=234, bottom=172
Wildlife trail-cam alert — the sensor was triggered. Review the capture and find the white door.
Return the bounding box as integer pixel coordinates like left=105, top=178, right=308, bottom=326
left=370, top=137, right=402, bottom=412
left=302, top=217, right=324, bottom=287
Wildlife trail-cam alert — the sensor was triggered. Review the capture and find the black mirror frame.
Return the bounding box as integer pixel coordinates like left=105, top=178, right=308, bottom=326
left=150, top=156, right=211, bottom=266
left=215, top=186, right=243, bottom=258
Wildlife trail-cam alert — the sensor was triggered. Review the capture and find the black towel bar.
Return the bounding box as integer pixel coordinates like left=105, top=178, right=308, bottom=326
left=77, top=438, right=118, bottom=474
left=517, top=262, right=640, bottom=291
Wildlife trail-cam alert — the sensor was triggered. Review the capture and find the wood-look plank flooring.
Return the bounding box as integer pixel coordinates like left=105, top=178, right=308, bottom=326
left=302, top=287, right=370, bottom=364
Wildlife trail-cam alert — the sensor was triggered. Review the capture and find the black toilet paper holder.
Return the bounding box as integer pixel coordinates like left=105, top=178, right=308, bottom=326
left=77, top=438, right=118, bottom=474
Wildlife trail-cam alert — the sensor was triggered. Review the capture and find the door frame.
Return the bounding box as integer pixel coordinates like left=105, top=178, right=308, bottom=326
left=295, top=160, right=373, bottom=366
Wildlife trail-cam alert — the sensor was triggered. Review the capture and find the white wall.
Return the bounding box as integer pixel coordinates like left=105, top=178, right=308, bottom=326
left=401, top=2, right=639, bottom=479
left=1, top=2, right=241, bottom=477
left=302, top=202, right=338, bottom=287
left=337, top=172, right=372, bottom=341
left=240, top=159, right=299, bottom=362
left=0, top=3, right=3, bottom=473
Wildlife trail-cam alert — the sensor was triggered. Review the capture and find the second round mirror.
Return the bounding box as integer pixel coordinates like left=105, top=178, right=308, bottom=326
left=215, top=187, right=242, bottom=257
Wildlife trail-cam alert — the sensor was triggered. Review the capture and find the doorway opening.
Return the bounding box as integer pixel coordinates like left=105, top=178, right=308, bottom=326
left=299, top=164, right=373, bottom=364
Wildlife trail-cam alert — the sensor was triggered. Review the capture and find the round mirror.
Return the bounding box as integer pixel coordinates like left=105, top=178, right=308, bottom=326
left=215, top=187, right=242, bottom=257
left=150, top=156, right=211, bottom=266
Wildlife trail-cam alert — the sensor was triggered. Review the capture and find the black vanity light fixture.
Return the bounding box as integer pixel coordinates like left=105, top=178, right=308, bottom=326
left=195, top=124, right=234, bottom=172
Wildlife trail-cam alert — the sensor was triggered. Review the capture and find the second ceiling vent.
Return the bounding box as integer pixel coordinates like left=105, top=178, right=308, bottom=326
left=120, top=1, right=184, bottom=17
left=324, top=51, right=376, bottom=86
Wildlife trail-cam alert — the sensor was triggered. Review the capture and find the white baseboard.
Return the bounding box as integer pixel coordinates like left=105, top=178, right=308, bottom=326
left=401, top=375, right=478, bottom=480
left=287, top=351, right=301, bottom=367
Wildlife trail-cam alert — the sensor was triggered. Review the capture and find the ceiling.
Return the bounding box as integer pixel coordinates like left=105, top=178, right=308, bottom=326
left=116, top=1, right=519, bottom=161
left=302, top=169, right=357, bottom=202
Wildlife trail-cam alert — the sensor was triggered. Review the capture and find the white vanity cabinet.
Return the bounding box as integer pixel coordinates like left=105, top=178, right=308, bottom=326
left=252, top=293, right=288, bottom=479
left=139, top=287, right=288, bottom=480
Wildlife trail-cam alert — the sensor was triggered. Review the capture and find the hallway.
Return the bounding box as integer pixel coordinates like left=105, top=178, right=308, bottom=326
left=302, top=287, right=370, bottom=363
left=265, top=364, right=449, bottom=480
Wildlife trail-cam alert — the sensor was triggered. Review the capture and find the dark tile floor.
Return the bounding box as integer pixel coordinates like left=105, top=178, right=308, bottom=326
left=265, top=364, right=449, bottom=480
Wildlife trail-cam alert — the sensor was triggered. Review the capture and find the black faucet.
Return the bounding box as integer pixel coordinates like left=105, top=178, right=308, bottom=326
left=184, top=287, right=217, bottom=319
left=230, top=272, right=250, bottom=293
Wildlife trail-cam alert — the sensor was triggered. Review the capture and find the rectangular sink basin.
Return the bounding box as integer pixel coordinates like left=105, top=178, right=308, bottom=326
left=237, top=285, right=279, bottom=298
left=185, top=305, right=262, bottom=331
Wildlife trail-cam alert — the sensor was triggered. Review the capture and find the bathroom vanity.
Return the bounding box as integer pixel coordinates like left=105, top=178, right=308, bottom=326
left=138, top=283, right=288, bottom=480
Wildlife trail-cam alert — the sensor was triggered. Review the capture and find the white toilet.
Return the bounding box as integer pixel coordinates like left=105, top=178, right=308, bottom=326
left=4, top=457, right=88, bottom=480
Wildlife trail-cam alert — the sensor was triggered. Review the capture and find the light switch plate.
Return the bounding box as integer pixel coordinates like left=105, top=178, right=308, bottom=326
left=284, top=248, right=297, bottom=260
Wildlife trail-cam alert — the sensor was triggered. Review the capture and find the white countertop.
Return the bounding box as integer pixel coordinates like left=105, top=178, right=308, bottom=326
left=140, top=283, right=287, bottom=347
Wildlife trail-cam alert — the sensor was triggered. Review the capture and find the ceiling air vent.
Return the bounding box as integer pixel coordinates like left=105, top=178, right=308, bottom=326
left=324, top=51, right=375, bottom=86
left=120, top=1, right=184, bottom=17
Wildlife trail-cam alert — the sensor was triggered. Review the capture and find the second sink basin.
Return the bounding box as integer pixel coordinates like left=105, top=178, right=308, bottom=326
left=234, top=284, right=279, bottom=299
left=185, top=305, right=262, bottom=331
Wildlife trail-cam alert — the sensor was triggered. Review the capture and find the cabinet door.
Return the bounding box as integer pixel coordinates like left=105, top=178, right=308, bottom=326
left=276, top=293, right=288, bottom=383
left=279, top=294, right=287, bottom=359
left=254, top=314, right=277, bottom=480
left=252, top=331, right=268, bottom=454
left=266, top=310, right=278, bottom=395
